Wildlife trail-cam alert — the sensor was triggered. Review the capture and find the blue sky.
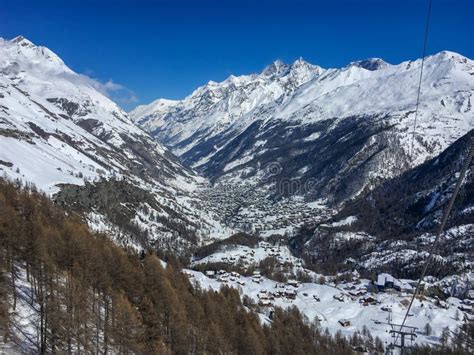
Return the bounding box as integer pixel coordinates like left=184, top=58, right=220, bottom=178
left=1, top=0, right=472, bottom=110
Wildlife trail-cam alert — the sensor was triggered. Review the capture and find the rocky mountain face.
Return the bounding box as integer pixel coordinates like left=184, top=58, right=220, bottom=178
left=0, top=36, right=230, bottom=254
left=291, top=130, right=473, bottom=278
left=132, top=52, right=473, bottom=204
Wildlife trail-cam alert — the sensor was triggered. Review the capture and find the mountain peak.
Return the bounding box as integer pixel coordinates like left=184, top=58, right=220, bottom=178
left=262, top=60, right=289, bottom=77
left=10, top=35, right=35, bottom=47
left=427, top=50, right=469, bottom=63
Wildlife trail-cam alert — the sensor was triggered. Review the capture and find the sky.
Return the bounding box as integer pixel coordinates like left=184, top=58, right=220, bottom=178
left=1, top=0, right=473, bottom=110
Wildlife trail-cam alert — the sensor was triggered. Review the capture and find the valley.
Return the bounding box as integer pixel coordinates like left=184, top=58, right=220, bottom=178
left=0, top=34, right=473, bottom=353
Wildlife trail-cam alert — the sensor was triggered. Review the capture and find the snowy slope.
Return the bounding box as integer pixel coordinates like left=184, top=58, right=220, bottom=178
left=133, top=52, right=474, bottom=204
left=184, top=267, right=468, bottom=348
left=0, top=36, right=232, bottom=252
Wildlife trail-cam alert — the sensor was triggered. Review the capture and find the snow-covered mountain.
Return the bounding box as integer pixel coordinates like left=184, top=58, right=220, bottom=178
left=132, top=52, right=474, bottom=204
left=293, top=129, right=473, bottom=278
left=0, top=36, right=231, bottom=253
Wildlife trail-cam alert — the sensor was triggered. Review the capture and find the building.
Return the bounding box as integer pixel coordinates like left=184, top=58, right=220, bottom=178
left=286, top=280, right=300, bottom=288
left=338, top=319, right=351, bottom=327
left=205, top=270, right=216, bottom=278
left=285, top=288, right=297, bottom=300
left=377, top=273, right=414, bottom=293
left=377, top=273, right=395, bottom=290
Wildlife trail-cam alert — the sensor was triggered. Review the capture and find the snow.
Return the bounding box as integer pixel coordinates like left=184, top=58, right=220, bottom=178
left=0, top=36, right=232, bottom=249
left=193, top=242, right=301, bottom=268
left=327, top=216, right=358, bottom=227
left=184, top=268, right=465, bottom=348
left=223, top=154, right=254, bottom=172
left=133, top=50, right=473, bottom=196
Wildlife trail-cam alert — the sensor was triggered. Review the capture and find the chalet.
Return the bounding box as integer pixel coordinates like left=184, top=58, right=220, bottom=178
left=338, top=319, right=351, bottom=327
left=237, top=280, right=246, bottom=286
left=217, top=275, right=228, bottom=282
left=205, top=270, right=216, bottom=278
left=252, top=277, right=262, bottom=284
left=258, top=299, right=272, bottom=307
left=286, top=280, right=300, bottom=288
left=359, top=296, right=378, bottom=305
left=349, top=288, right=367, bottom=297
left=333, top=294, right=345, bottom=302
left=285, top=288, right=297, bottom=300
left=274, top=290, right=284, bottom=298
left=313, top=295, right=320, bottom=302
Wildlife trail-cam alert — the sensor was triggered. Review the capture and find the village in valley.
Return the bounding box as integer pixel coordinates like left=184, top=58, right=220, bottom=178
left=186, top=240, right=474, bottom=349
left=195, top=182, right=333, bottom=236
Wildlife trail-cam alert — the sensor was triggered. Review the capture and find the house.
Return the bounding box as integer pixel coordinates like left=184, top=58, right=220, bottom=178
left=252, top=277, right=262, bottom=284
left=333, top=294, right=345, bottom=302
left=285, top=288, right=297, bottom=300
left=286, top=280, right=300, bottom=288
left=360, top=296, right=378, bottom=305
left=205, top=270, right=216, bottom=278
left=259, top=299, right=272, bottom=307
left=349, top=288, right=367, bottom=297
left=338, top=319, right=351, bottom=327
left=217, top=275, right=228, bottom=282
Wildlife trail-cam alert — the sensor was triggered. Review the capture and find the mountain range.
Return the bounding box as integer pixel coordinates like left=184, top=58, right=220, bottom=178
left=1, top=36, right=472, bottom=268
left=132, top=51, right=473, bottom=204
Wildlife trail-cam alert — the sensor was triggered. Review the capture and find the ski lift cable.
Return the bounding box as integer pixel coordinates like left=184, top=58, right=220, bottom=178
left=394, top=0, right=474, bottom=347
left=395, top=137, right=474, bottom=345
left=409, top=0, right=432, bottom=158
